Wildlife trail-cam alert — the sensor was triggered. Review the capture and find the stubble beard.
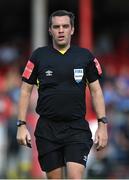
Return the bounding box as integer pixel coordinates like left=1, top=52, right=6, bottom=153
left=53, top=38, right=70, bottom=50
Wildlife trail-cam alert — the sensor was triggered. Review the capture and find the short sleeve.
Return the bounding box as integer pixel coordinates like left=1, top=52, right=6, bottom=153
left=85, top=51, right=102, bottom=83
left=22, top=49, right=39, bottom=85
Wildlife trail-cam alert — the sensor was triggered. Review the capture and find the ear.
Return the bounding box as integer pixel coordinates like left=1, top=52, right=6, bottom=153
left=71, top=27, right=74, bottom=35
left=49, top=28, right=52, bottom=36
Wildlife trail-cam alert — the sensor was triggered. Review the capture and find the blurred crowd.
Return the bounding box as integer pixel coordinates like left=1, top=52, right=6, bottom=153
left=0, top=32, right=129, bottom=179
left=0, top=38, right=43, bottom=179
left=87, top=32, right=129, bottom=179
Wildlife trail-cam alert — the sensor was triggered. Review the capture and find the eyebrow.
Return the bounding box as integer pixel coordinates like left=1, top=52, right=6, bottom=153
left=52, top=24, right=70, bottom=28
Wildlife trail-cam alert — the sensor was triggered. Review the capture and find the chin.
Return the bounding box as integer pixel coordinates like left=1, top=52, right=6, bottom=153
left=58, top=41, right=66, bottom=45
left=57, top=42, right=67, bottom=47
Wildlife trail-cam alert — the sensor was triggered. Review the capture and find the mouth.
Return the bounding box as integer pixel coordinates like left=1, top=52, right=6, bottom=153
left=58, top=36, right=65, bottom=41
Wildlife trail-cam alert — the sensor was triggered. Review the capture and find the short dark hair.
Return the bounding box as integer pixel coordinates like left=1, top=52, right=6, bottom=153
left=49, top=10, right=75, bottom=28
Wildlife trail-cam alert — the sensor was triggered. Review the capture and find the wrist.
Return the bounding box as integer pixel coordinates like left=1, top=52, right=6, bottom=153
left=17, top=120, right=26, bottom=127
left=97, top=117, right=108, bottom=124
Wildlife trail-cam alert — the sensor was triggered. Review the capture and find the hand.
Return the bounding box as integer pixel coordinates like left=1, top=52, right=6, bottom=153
left=94, top=122, right=108, bottom=151
left=16, top=125, right=31, bottom=147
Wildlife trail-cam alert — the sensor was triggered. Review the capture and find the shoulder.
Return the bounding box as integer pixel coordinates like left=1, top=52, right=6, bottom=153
left=72, top=45, right=93, bottom=54
left=30, top=46, right=50, bottom=60
left=71, top=46, right=95, bottom=61
left=32, top=46, right=49, bottom=54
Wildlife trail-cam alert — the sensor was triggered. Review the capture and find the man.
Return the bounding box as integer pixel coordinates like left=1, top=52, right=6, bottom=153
left=17, top=10, right=108, bottom=179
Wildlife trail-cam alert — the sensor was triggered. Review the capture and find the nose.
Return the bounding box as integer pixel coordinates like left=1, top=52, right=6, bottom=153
left=59, top=26, right=64, bottom=33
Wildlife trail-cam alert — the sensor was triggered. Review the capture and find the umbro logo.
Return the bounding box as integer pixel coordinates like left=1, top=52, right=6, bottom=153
left=45, top=70, right=53, bottom=76
left=83, top=155, right=87, bottom=162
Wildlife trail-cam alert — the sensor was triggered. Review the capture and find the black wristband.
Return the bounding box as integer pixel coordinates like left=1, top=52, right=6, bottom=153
left=98, top=117, right=108, bottom=124
left=17, top=120, right=26, bottom=127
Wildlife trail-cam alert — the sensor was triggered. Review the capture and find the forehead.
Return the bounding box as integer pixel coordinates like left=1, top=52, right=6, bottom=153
left=51, top=16, right=71, bottom=25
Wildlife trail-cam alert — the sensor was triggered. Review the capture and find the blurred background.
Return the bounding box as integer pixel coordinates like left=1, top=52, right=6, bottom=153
left=0, top=0, right=129, bottom=179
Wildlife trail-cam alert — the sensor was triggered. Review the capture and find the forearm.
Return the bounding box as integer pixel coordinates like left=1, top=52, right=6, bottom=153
left=18, top=82, right=33, bottom=121
left=88, top=80, right=106, bottom=119
left=17, top=82, right=33, bottom=146
left=91, top=88, right=106, bottom=119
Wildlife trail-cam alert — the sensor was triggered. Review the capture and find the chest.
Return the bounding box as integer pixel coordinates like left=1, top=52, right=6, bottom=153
left=37, top=52, right=88, bottom=85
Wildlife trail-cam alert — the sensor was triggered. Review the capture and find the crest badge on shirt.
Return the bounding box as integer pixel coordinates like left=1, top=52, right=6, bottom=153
left=74, top=68, right=84, bottom=83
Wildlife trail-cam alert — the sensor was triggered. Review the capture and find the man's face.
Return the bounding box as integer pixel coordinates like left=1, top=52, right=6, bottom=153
left=49, top=16, right=74, bottom=48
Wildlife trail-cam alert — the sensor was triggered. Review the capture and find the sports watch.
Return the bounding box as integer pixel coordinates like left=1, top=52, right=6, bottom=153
left=98, top=117, right=108, bottom=124
left=17, top=120, right=26, bottom=127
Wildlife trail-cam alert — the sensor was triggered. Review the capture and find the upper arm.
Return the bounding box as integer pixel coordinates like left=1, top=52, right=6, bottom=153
left=84, top=49, right=102, bottom=84
left=22, top=48, right=40, bottom=85
left=21, top=81, right=34, bottom=95
left=88, top=80, right=103, bottom=95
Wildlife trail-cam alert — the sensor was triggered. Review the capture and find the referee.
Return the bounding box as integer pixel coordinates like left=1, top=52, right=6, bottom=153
left=17, top=10, right=108, bottom=179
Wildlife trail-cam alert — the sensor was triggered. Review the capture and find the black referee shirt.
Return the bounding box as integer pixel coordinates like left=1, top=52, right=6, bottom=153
left=22, top=45, right=102, bottom=122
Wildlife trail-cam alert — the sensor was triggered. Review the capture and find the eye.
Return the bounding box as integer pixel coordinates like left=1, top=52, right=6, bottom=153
left=63, top=24, right=70, bottom=28
left=52, top=25, right=60, bottom=29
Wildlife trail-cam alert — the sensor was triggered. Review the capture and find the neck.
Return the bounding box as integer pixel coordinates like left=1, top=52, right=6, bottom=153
left=53, top=42, right=70, bottom=52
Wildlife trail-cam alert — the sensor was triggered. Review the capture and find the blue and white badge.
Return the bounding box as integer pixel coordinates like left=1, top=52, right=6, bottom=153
left=74, top=68, right=84, bottom=83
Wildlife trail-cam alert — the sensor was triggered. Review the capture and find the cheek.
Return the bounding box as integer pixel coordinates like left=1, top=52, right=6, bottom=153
left=51, top=31, right=58, bottom=37
left=68, top=32, right=73, bottom=37
left=66, top=29, right=74, bottom=36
